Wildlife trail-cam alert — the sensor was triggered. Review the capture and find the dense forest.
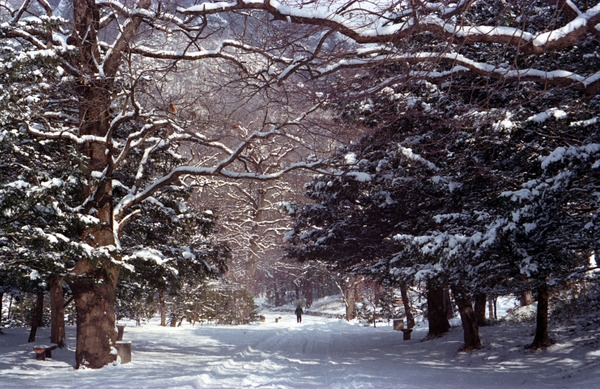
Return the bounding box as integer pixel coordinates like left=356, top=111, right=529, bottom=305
left=1, top=0, right=599, bottom=369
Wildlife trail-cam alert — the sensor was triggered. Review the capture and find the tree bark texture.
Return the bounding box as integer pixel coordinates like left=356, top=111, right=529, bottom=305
left=68, top=0, right=150, bottom=368
left=426, top=283, right=450, bottom=339
left=521, top=290, right=534, bottom=306
left=400, top=283, right=415, bottom=329
left=488, top=297, right=497, bottom=320
left=303, top=281, right=314, bottom=308
left=527, top=281, right=553, bottom=349
left=344, top=277, right=358, bottom=321
left=70, top=0, right=119, bottom=369
left=474, top=292, right=487, bottom=327
left=452, top=285, right=482, bottom=351
left=49, top=276, right=66, bottom=347
left=71, top=265, right=120, bottom=368
left=8, top=294, right=13, bottom=321
left=246, top=186, right=265, bottom=295
left=521, top=278, right=534, bottom=306
left=28, top=292, right=45, bottom=343
left=443, top=287, right=454, bottom=320
left=159, top=289, right=167, bottom=327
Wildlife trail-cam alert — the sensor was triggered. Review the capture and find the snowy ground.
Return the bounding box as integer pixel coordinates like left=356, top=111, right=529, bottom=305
left=1, top=298, right=599, bottom=388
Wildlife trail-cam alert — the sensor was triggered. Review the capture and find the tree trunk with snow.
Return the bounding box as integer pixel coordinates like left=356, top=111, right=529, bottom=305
left=474, top=292, right=487, bottom=327
left=49, top=276, right=66, bottom=347
left=71, top=265, right=120, bottom=368
left=28, top=292, right=45, bottom=343
left=426, top=283, right=450, bottom=339
left=400, top=283, right=415, bottom=329
left=521, top=290, right=534, bottom=306
left=7, top=294, right=13, bottom=322
left=65, top=0, right=151, bottom=368
left=246, top=186, right=265, bottom=295
left=303, top=281, right=314, bottom=308
left=452, top=285, right=482, bottom=351
left=520, top=278, right=534, bottom=306
left=343, top=277, right=359, bottom=321
left=443, top=287, right=454, bottom=320
left=345, top=284, right=357, bottom=321
left=159, top=289, right=167, bottom=327
left=488, top=297, right=498, bottom=320
left=68, top=79, right=120, bottom=367
left=527, top=281, right=553, bottom=349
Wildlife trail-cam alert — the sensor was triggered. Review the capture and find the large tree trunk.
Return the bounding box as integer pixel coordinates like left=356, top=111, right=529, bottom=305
left=452, top=285, right=482, bottom=351
left=68, top=0, right=151, bottom=369
left=72, top=113, right=119, bottom=367
left=28, top=292, right=45, bottom=343
left=425, top=283, right=450, bottom=339
left=70, top=263, right=120, bottom=369
left=527, top=281, right=553, bottom=349
left=400, top=282, right=415, bottom=329
left=71, top=0, right=117, bottom=368
left=49, top=276, right=66, bottom=347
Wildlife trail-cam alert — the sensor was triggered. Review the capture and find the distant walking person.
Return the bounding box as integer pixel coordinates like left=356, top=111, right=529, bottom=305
left=295, top=305, right=303, bottom=323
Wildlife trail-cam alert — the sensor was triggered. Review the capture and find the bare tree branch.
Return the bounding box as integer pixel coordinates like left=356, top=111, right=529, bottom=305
left=178, top=1, right=600, bottom=54
left=175, top=1, right=600, bottom=93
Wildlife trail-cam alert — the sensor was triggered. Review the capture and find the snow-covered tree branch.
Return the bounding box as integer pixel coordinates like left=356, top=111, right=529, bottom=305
left=177, top=1, right=600, bottom=93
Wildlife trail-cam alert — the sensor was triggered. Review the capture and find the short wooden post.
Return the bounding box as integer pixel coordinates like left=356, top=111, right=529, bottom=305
left=115, top=341, right=132, bottom=364
left=259, top=315, right=266, bottom=322
left=117, top=325, right=125, bottom=341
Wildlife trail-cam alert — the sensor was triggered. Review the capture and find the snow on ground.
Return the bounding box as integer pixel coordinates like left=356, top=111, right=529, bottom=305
left=1, top=298, right=599, bottom=389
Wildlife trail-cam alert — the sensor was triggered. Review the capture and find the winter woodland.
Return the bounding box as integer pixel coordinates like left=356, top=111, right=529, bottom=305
left=1, top=0, right=599, bottom=382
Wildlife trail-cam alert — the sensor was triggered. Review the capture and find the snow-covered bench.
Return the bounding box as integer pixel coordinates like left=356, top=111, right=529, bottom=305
left=33, top=344, right=58, bottom=360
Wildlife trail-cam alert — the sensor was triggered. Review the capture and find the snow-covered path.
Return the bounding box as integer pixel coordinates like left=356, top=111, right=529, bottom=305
left=1, top=311, right=598, bottom=388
